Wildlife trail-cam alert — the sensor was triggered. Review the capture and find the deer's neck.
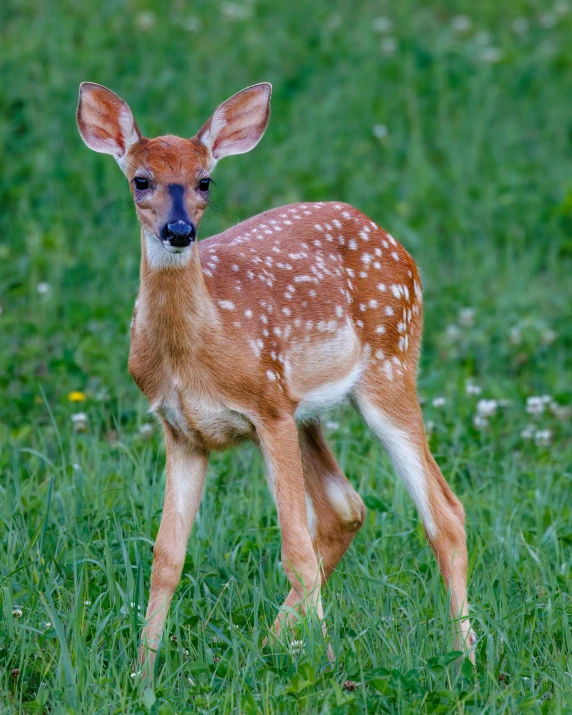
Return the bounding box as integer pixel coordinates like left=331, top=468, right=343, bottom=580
left=136, top=237, right=216, bottom=361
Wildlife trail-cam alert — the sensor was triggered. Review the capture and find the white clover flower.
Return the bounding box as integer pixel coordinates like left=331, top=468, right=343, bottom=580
left=327, top=14, right=341, bottom=30
left=541, top=328, right=557, bottom=345
left=373, top=17, right=393, bottom=33
left=181, top=16, right=201, bottom=32
left=479, top=47, right=503, bottom=63
left=549, top=402, right=571, bottom=420
left=37, top=282, right=51, bottom=296
left=12, top=608, right=23, bottom=618
left=451, top=15, right=472, bottom=32
left=135, top=11, right=156, bottom=31
left=221, top=3, right=251, bottom=19
left=71, top=412, right=88, bottom=432
left=458, top=307, right=475, bottom=326
left=43, top=622, right=52, bottom=631
left=445, top=324, right=461, bottom=341
left=521, top=424, right=536, bottom=440
left=432, top=397, right=447, bottom=408
left=290, top=639, right=305, bottom=656
left=534, top=429, right=552, bottom=446
left=477, top=399, right=498, bottom=417
left=372, top=123, right=388, bottom=139
left=380, top=36, right=397, bottom=55
left=508, top=326, right=522, bottom=344
left=473, top=415, right=488, bottom=430
left=538, top=12, right=557, bottom=28
left=139, top=423, right=154, bottom=440
left=526, top=396, right=551, bottom=415
left=83, top=600, right=91, bottom=606
left=511, top=18, right=529, bottom=34
left=466, top=382, right=482, bottom=396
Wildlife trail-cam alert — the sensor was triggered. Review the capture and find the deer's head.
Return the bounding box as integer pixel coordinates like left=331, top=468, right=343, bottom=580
left=77, top=82, right=271, bottom=267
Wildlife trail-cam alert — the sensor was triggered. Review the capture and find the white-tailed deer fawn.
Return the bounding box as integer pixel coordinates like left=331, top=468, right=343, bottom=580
left=77, top=81, right=476, bottom=671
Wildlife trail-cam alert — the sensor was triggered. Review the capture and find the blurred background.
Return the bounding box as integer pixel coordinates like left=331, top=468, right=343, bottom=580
left=1, top=0, right=571, bottom=711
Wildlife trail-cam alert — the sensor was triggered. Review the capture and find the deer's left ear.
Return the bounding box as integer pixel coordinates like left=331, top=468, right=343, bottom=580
left=196, top=83, right=272, bottom=162
left=77, top=82, right=142, bottom=169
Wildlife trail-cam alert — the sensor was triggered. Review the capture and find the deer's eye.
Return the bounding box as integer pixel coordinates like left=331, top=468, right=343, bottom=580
left=198, top=178, right=211, bottom=192
left=134, top=177, right=149, bottom=191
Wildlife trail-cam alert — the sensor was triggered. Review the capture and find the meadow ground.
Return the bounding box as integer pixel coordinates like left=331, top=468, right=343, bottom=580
left=1, top=0, right=571, bottom=712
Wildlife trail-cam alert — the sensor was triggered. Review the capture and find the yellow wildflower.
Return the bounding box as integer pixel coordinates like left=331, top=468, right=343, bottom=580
left=68, top=391, right=86, bottom=403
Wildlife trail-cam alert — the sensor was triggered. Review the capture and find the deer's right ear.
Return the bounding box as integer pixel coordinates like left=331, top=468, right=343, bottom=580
left=77, top=83, right=141, bottom=168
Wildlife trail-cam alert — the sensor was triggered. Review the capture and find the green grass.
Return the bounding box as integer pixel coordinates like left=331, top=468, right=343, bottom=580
left=1, top=0, right=572, bottom=711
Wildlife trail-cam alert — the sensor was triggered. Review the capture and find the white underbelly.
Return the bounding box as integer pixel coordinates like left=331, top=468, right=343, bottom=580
left=290, top=322, right=365, bottom=421
left=294, top=360, right=364, bottom=421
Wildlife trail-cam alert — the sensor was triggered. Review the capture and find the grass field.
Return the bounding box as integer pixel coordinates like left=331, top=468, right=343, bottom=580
left=1, top=0, right=572, bottom=712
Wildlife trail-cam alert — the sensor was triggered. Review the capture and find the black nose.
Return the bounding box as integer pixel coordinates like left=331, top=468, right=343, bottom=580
left=164, top=220, right=196, bottom=247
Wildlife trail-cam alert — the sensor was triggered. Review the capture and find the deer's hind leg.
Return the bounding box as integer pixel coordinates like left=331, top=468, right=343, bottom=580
left=353, top=377, right=476, bottom=661
left=270, top=421, right=365, bottom=644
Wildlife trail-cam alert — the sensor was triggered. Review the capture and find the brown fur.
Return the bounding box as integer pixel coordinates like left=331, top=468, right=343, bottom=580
left=76, top=83, right=475, bottom=674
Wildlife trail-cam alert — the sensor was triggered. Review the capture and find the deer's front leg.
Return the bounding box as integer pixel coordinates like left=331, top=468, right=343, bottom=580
left=257, top=416, right=324, bottom=643
left=139, top=434, right=209, bottom=672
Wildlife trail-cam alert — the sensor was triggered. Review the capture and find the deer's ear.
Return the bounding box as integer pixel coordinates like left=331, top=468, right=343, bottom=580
left=196, top=83, right=271, bottom=162
left=77, top=83, right=141, bottom=167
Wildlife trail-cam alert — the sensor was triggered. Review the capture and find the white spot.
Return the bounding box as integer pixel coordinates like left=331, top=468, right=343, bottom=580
left=249, top=339, right=262, bottom=358
left=244, top=309, right=253, bottom=318
left=377, top=283, right=387, bottom=292
left=375, top=325, right=385, bottom=334
left=306, top=492, right=317, bottom=537
left=369, top=299, right=378, bottom=309
left=349, top=239, right=358, bottom=250
left=267, top=370, right=276, bottom=381
left=325, top=479, right=361, bottom=526
left=218, top=300, right=235, bottom=310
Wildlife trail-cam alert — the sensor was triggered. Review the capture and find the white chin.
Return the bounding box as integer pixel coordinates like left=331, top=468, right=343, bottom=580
left=144, top=233, right=192, bottom=269
left=163, top=243, right=187, bottom=254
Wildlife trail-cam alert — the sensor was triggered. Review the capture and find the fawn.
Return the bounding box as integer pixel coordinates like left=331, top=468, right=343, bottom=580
left=77, top=81, right=476, bottom=670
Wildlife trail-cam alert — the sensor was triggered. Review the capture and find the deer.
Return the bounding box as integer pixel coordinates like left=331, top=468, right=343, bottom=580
left=76, top=81, right=476, bottom=673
